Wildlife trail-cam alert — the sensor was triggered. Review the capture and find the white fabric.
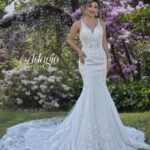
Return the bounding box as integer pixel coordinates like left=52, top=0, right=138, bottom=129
left=0, top=17, right=150, bottom=150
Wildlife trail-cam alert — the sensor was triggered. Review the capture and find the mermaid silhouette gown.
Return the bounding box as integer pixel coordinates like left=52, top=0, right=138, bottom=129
left=0, top=18, right=150, bottom=150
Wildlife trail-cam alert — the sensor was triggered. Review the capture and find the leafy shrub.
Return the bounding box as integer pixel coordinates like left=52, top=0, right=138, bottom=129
left=108, top=76, right=150, bottom=112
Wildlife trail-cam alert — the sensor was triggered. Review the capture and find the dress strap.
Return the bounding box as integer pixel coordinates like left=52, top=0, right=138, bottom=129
left=80, top=17, right=84, bottom=26
left=97, top=18, right=100, bottom=26
left=97, top=18, right=103, bottom=29
left=80, top=17, right=83, bottom=32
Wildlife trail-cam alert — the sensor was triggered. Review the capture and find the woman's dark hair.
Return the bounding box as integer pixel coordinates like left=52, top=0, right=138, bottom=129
left=85, top=0, right=102, bottom=9
left=81, top=0, right=104, bottom=19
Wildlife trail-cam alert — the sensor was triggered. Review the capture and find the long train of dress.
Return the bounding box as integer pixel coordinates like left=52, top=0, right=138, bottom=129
left=0, top=17, right=150, bottom=150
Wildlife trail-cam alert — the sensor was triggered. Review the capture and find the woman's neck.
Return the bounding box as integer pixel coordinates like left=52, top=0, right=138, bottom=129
left=84, top=15, right=96, bottom=21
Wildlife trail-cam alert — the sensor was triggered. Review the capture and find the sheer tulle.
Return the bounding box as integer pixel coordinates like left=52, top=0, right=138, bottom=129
left=0, top=18, right=150, bottom=150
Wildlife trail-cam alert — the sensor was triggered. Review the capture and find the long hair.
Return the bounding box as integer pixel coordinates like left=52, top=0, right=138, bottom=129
left=0, top=39, right=4, bottom=49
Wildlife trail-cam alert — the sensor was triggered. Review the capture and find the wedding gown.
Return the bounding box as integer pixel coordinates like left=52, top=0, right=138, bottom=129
left=0, top=18, right=150, bottom=150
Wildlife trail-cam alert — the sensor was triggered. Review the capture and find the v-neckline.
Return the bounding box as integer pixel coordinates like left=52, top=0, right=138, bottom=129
left=82, top=18, right=99, bottom=34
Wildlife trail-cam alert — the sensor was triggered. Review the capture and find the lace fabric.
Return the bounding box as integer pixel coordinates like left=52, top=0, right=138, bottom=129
left=0, top=17, right=150, bottom=150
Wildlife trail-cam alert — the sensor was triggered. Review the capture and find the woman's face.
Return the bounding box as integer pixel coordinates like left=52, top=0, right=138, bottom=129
left=85, top=2, right=99, bottom=17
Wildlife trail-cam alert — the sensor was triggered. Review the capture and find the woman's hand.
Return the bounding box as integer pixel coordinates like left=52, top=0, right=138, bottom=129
left=107, top=61, right=111, bottom=74
left=78, top=50, right=87, bottom=64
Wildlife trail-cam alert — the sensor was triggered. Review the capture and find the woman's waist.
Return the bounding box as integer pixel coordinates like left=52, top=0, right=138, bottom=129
left=78, top=58, right=107, bottom=67
left=81, top=47, right=106, bottom=56
left=78, top=52, right=107, bottom=64
left=81, top=46, right=104, bottom=51
left=81, top=41, right=102, bottom=48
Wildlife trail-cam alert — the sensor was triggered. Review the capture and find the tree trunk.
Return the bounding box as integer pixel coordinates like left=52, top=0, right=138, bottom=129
left=70, top=0, right=80, bottom=12
left=111, top=44, right=126, bottom=82
left=144, top=0, right=150, bottom=4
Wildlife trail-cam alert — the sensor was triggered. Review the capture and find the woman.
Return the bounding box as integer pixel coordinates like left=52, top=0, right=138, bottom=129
left=0, top=0, right=150, bottom=150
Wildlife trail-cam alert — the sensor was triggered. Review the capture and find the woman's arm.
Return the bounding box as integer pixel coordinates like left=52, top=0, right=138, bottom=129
left=66, top=21, right=81, bottom=55
left=66, top=20, right=87, bottom=64
left=101, top=20, right=112, bottom=61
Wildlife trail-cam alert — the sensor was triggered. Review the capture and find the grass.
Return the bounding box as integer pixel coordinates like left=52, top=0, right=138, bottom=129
left=121, top=111, right=150, bottom=144
left=0, top=111, right=150, bottom=148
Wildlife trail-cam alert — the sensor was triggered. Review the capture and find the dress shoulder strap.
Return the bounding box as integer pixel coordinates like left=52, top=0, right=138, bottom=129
left=79, top=17, right=84, bottom=33
left=98, top=18, right=103, bottom=29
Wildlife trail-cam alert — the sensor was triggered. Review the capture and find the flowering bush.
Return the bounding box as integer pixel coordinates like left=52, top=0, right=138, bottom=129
left=0, top=64, right=75, bottom=111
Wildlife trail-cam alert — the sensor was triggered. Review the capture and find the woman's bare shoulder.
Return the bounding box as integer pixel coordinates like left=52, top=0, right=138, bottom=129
left=71, top=20, right=81, bottom=31
left=73, top=20, right=81, bottom=25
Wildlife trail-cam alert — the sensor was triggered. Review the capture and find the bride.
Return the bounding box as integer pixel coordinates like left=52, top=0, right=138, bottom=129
left=0, top=0, right=150, bottom=149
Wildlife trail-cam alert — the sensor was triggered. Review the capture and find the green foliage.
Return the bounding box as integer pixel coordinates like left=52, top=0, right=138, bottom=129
left=0, top=0, right=10, bottom=18
left=14, top=1, right=29, bottom=11
left=0, top=0, right=9, bottom=11
left=14, top=0, right=71, bottom=12
left=118, top=7, right=150, bottom=79
left=119, top=7, right=150, bottom=34
left=108, top=76, right=150, bottom=112
left=0, top=48, right=14, bottom=78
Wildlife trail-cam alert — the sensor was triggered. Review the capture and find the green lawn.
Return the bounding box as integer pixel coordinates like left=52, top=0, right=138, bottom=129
left=0, top=111, right=150, bottom=148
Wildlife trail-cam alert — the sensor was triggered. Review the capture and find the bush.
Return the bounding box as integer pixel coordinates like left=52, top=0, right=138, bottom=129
left=0, top=64, right=77, bottom=111
left=108, top=76, right=150, bottom=112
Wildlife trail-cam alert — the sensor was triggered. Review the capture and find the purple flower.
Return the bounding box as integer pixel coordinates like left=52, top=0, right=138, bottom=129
left=110, top=75, right=120, bottom=82
left=103, top=1, right=110, bottom=6
left=137, top=35, right=143, bottom=40
left=133, top=70, right=138, bottom=75
left=129, top=64, right=137, bottom=70
left=123, top=23, right=131, bottom=28
left=75, top=8, right=82, bottom=15
left=71, top=8, right=82, bottom=22
left=136, top=5, right=141, bottom=10
left=138, top=1, right=144, bottom=7
left=127, top=0, right=133, bottom=3
left=108, top=37, right=114, bottom=44
left=123, top=64, right=138, bottom=75
left=118, top=35, right=129, bottom=40
left=120, top=1, right=125, bottom=7
left=111, top=9, right=119, bottom=17
left=106, top=20, right=112, bottom=26
left=122, top=67, right=131, bottom=76
left=116, top=7, right=126, bottom=14
left=126, top=5, right=135, bottom=14
left=120, top=28, right=126, bottom=33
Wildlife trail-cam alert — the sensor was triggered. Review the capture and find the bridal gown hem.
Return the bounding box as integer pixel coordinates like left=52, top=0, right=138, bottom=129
left=0, top=17, right=150, bottom=150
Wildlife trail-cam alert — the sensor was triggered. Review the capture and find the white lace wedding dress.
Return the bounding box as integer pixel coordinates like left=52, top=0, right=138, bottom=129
left=0, top=18, right=150, bottom=150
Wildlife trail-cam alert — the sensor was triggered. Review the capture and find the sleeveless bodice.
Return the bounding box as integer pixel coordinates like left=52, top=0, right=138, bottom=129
left=78, top=18, right=107, bottom=86
left=78, top=18, right=107, bottom=67
left=79, top=18, right=104, bottom=53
